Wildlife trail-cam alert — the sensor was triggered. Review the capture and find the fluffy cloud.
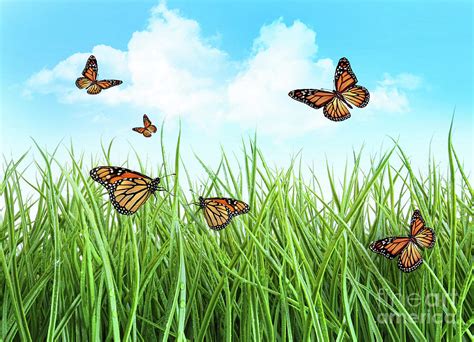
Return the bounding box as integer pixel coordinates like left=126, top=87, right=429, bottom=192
left=369, top=73, right=422, bottom=114
left=25, top=2, right=420, bottom=136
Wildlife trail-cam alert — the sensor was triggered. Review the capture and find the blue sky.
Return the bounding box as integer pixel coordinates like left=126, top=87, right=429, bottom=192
left=1, top=0, right=472, bottom=178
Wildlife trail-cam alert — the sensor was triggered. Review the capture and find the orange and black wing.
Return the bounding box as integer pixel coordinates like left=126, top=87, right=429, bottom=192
left=410, top=210, right=436, bottom=248
left=143, top=114, right=157, bottom=134
left=201, top=198, right=249, bottom=230
left=211, top=198, right=250, bottom=216
left=109, top=177, right=153, bottom=215
left=369, top=237, right=411, bottom=259
left=323, top=97, right=351, bottom=121
left=288, top=89, right=335, bottom=110
left=201, top=199, right=232, bottom=230
left=334, top=57, right=358, bottom=93
left=86, top=80, right=122, bottom=95
left=90, top=166, right=154, bottom=215
left=410, top=210, right=426, bottom=236
left=90, top=166, right=151, bottom=188
left=132, top=127, right=147, bottom=136
left=397, top=242, right=423, bottom=272
left=75, top=55, right=98, bottom=89
left=96, top=79, right=123, bottom=90
left=341, top=85, right=370, bottom=108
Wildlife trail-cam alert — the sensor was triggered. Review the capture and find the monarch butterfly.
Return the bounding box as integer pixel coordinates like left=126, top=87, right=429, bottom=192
left=194, top=196, right=250, bottom=230
left=132, top=114, right=157, bottom=138
left=288, top=57, right=369, bottom=121
left=369, top=210, right=436, bottom=273
left=75, top=55, right=123, bottom=95
left=90, top=166, right=172, bottom=215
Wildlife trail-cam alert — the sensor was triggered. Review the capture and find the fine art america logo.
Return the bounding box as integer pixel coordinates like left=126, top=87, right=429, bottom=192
left=376, top=289, right=458, bottom=324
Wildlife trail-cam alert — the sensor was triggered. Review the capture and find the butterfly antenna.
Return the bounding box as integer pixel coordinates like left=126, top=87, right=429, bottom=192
left=158, top=187, right=174, bottom=197
left=187, top=189, right=201, bottom=206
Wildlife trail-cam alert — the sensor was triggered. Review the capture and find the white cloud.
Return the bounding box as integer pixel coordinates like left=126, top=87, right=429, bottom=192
left=368, top=72, right=422, bottom=115
left=25, top=2, right=420, bottom=137
left=379, top=72, right=422, bottom=90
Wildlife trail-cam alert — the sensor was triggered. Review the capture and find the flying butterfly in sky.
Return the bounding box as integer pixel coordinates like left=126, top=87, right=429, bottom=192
left=132, top=114, right=157, bottom=138
left=90, top=166, right=172, bottom=215
left=75, top=55, right=123, bottom=95
left=369, top=210, right=436, bottom=273
left=194, top=196, right=250, bottom=230
left=288, top=57, right=369, bottom=121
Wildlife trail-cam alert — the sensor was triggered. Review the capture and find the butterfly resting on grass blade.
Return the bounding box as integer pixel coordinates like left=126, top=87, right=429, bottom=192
left=288, top=57, right=369, bottom=121
left=132, top=114, right=157, bottom=138
left=369, top=210, right=436, bottom=273
left=75, top=55, right=122, bottom=95
left=193, top=195, right=250, bottom=230
left=90, top=166, right=173, bottom=215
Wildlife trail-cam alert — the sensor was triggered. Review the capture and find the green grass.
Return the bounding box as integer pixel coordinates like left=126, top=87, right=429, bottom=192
left=1, top=125, right=472, bottom=341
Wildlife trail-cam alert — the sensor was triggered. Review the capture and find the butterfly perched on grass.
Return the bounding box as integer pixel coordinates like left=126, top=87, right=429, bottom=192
left=288, top=57, right=369, bottom=121
left=369, top=210, right=436, bottom=273
left=193, top=196, right=250, bottom=230
left=132, top=114, right=157, bottom=138
left=90, top=166, right=173, bottom=215
left=75, top=55, right=122, bottom=95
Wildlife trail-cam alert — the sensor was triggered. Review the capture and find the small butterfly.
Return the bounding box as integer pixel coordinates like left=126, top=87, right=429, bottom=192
left=369, top=210, right=436, bottom=273
left=288, top=57, right=369, bottom=121
left=194, top=196, right=250, bottom=230
left=75, top=55, right=122, bottom=95
left=90, top=166, right=173, bottom=215
left=132, top=114, right=157, bottom=138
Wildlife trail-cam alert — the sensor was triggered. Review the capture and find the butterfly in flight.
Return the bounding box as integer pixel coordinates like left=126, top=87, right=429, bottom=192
left=194, top=196, right=250, bottom=230
left=288, top=57, right=369, bottom=121
left=132, top=114, right=157, bottom=138
left=75, top=55, right=123, bottom=95
left=369, top=210, right=436, bottom=273
left=90, top=166, right=172, bottom=215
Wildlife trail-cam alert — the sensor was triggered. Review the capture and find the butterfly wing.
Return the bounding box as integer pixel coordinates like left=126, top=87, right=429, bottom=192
left=212, top=198, right=250, bottom=216
left=334, top=57, right=358, bottom=93
left=81, top=55, right=98, bottom=81
left=143, top=114, right=157, bottom=135
left=369, top=237, right=411, bottom=259
left=86, top=84, right=102, bottom=95
left=75, top=77, right=93, bottom=89
left=132, top=127, right=147, bottom=135
left=201, top=198, right=250, bottom=230
left=323, top=97, right=351, bottom=121
left=110, top=178, right=152, bottom=215
left=398, top=242, right=423, bottom=272
left=90, top=166, right=151, bottom=188
left=96, top=79, right=123, bottom=90
left=410, top=210, right=426, bottom=236
left=341, top=85, right=370, bottom=108
left=288, top=89, right=335, bottom=110
left=410, top=210, right=436, bottom=248
left=86, top=80, right=121, bottom=94
left=202, top=199, right=232, bottom=230
left=90, top=166, right=154, bottom=215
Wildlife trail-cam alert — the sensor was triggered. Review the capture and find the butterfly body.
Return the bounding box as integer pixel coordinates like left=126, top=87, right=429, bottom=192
left=196, top=196, right=250, bottom=230
left=90, top=166, right=165, bottom=215
left=76, top=55, right=122, bottom=95
left=132, top=114, right=157, bottom=138
left=369, top=210, right=436, bottom=273
left=289, top=57, right=369, bottom=121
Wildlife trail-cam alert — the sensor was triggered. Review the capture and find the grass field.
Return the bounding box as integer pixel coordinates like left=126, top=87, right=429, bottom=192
left=1, top=125, right=472, bottom=341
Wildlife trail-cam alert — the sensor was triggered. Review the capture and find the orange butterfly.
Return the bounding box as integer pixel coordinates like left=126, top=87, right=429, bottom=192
left=75, top=55, right=122, bottom=95
left=195, top=196, right=250, bottom=230
left=90, top=166, right=172, bottom=215
left=132, top=114, right=157, bottom=138
left=288, top=57, right=369, bottom=121
left=369, top=210, right=436, bottom=272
